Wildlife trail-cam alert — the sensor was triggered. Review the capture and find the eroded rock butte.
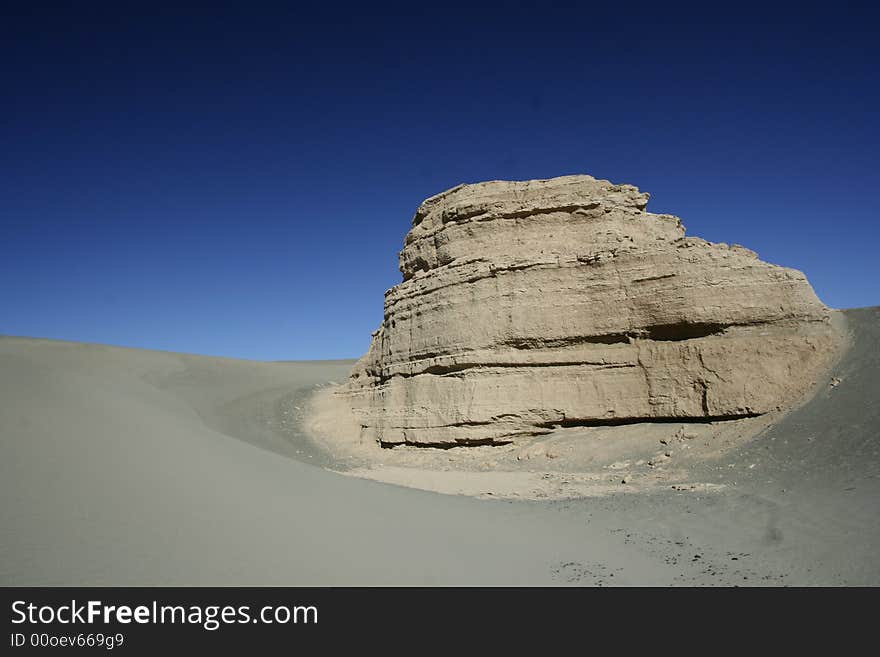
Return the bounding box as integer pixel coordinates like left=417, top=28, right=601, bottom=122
left=341, top=175, right=838, bottom=447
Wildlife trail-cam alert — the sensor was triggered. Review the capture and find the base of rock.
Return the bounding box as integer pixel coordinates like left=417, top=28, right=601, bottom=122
left=304, top=310, right=847, bottom=499
left=342, top=321, right=839, bottom=447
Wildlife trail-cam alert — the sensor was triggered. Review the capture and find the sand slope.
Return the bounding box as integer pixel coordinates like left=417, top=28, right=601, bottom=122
left=1, top=309, right=878, bottom=585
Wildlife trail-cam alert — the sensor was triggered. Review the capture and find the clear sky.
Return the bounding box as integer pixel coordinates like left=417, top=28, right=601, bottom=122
left=2, top=2, right=877, bottom=360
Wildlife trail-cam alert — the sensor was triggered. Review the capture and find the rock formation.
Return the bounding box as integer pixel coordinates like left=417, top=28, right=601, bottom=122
left=342, top=175, right=837, bottom=447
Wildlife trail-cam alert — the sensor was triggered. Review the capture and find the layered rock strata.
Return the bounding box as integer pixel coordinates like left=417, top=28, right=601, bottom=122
left=343, top=175, right=837, bottom=446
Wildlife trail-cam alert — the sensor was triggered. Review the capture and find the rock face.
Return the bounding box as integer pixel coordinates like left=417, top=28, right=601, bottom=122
left=343, top=175, right=837, bottom=446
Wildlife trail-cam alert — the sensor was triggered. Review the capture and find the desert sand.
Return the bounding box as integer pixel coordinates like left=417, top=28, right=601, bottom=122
left=1, top=306, right=878, bottom=586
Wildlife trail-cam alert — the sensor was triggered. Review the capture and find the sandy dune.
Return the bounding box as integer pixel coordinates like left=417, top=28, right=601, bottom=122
left=2, top=308, right=878, bottom=585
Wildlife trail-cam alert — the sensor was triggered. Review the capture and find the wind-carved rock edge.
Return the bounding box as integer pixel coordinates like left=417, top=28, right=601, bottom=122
left=337, top=174, right=841, bottom=448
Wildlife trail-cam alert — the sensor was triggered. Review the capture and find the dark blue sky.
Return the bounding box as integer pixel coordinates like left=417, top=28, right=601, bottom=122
left=2, top=2, right=877, bottom=360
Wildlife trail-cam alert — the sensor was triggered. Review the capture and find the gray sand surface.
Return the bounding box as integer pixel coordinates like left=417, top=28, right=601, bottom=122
left=1, top=308, right=878, bottom=585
